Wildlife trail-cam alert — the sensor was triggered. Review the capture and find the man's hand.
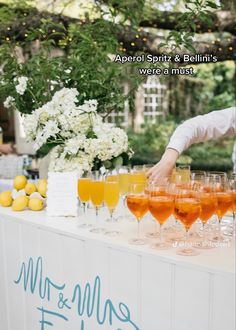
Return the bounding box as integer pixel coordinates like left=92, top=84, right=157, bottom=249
left=147, top=148, right=179, bottom=181
left=0, top=143, right=14, bottom=154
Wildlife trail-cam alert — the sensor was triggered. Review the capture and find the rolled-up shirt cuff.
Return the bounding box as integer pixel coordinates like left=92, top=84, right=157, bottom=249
left=166, top=138, right=187, bottom=155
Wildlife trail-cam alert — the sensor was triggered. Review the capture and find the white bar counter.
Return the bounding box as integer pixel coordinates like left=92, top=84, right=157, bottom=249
left=0, top=206, right=235, bottom=330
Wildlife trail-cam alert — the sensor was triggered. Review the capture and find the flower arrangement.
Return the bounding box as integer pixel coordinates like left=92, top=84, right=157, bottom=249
left=22, top=87, right=132, bottom=173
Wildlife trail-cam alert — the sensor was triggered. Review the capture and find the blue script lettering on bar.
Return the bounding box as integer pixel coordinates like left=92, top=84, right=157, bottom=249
left=14, top=256, right=140, bottom=330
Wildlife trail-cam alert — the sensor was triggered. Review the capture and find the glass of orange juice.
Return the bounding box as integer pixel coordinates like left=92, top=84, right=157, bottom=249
left=89, top=171, right=105, bottom=234
left=104, top=174, right=120, bottom=236
left=131, top=165, right=147, bottom=184
left=127, top=182, right=149, bottom=245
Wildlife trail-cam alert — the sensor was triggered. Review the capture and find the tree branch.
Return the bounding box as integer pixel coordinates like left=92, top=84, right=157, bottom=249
left=139, top=10, right=236, bottom=36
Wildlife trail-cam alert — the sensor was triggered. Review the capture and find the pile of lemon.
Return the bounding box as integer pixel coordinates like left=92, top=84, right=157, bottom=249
left=0, top=175, right=47, bottom=212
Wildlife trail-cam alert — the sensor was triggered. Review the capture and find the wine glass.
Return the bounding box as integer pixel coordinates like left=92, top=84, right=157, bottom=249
left=130, top=166, right=147, bottom=184
left=145, top=177, right=169, bottom=238
left=89, top=171, right=105, bottom=234
left=148, top=181, right=174, bottom=249
left=210, top=175, right=233, bottom=242
left=104, top=174, right=120, bottom=236
left=77, top=171, right=92, bottom=228
left=175, top=164, right=191, bottom=183
left=174, top=188, right=201, bottom=256
left=126, top=182, right=149, bottom=245
left=196, top=187, right=218, bottom=249
left=224, top=174, right=236, bottom=237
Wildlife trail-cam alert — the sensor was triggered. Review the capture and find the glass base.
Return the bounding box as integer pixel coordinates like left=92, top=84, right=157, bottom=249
left=128, top=237, right=147, bottom=245
left=145, top=231, right=160, bottom=238
left=117, top=214, right=133, bottom=222
left=210, top=234, right=228, bottom=243
left=90, top=227, right=105, bottom=234
left=151, top=242, right=171, bottom=250
left=78, top=223, right=93, bottom=229
left=177, top=248, right=200, bottom=256
left=105, top=217, right=118, bottom=223
left=165, top=233, right=185, bottom=244
left=195, top=240, right=215, bottom=249
left=104, top=230, right=120, bottom=237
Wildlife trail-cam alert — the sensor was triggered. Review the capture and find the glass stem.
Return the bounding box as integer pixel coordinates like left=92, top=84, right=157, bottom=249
left=218, top=217, right=222, bottom=235
left=203, top=223, right=206, bottom=242
left=83, top=202, right=86, bottom=214
left=159, top=224, right=163, bottom=244
left=233, top=212, right=236, bottom=236
left=185, top=228, right=189, bottom=248
left=110, top=209, right=114, bottom=222
left=137, top=220, right=141, bottom=239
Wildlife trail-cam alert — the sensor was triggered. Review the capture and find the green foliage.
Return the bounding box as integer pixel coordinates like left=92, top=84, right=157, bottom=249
left=186, top=138, right=234, bottom=172
left=128, top=121, right=176, bottom=164
left=0, top=14, right=144, bottom=114
left=196, top=62, right=236, bottom=112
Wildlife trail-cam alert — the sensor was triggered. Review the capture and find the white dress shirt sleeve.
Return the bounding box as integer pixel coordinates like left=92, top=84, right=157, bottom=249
left=167, top=107, right=236, bottom=154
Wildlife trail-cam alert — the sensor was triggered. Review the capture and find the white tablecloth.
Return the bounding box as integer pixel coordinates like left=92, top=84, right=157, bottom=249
left=0, top=203, right=235, bottom=330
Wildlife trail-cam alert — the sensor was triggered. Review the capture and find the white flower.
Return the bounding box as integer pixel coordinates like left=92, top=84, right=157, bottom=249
left=15, top=76, right=28, bottom=95
left=65, top=68, right=72, bottom=74
left=79, top=99, right=98, bottom=113
left=3, top=96, right=15, bottom=108
left=23, top=113, right=38, bottom=140
left=64, top=135, right=86, bottom=155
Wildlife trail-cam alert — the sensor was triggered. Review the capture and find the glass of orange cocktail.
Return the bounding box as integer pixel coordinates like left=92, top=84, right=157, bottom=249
left=196, top=190, right=218, bottom=249
left=174, top=189, right=201, bottom=256
left=89, top=171, right=105, bottom=234
left=208, top=175, right=233, bottom=242
left=224, top=175, right=236, bottom=237
left=127, top=182, right=149, bottom=245
left=104, top=174, right=120, bottom=236
left=148, top=181, right=174, bottom=249
left=77, top=172, right=92, bottom=228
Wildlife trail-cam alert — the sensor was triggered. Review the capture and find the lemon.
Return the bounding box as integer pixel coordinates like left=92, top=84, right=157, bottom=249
left=28, top=198, right=44, bottom=211
left=25, top=183, right=37, bottom=195
left=13, top=175, right=27, bottom=190
left=37, top=179, right=47, bottom=198
left=12, top=195, right=29, bottom=211
left=0, top=191, right=13, bottom=207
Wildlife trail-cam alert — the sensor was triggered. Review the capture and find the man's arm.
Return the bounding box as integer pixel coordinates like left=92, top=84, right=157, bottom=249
left=148, top=107, right=236, bottom=180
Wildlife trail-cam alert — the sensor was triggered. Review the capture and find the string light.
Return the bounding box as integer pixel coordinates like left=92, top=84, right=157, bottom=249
left=135, top=35, right=139, bottom=38
left=7, top=27, right=11, bottom=31
left=24, top=33, right=28, bottom=37
left=131, top=42, right=135, bottom=46
left=143, top=38, right=147, bottom=42
left=218, top=47, right=222, bottom=51
left=52, top=29, right=56, bottom=33
left=5, top=37, right=10, bottom=41
left=229, top=47, right=233, bottom=51
left=22, top=22, right=26, bottom=26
